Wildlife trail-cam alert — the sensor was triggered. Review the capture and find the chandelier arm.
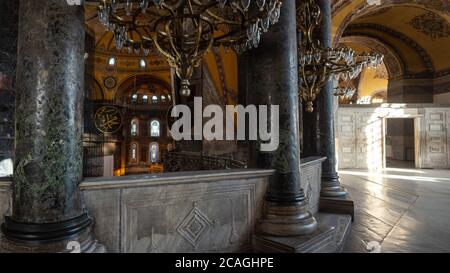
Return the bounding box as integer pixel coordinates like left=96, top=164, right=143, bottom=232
left=204, top=9, right=245, bottom=26
left=161, top=0, right=187, bottom=12
left=98, top=0, right=284, bottom=96
left=134, top=28, right=152, bottom=43
left=166, top=20, right=183, bottom=59
left=186, top=0, right=200, bottom=28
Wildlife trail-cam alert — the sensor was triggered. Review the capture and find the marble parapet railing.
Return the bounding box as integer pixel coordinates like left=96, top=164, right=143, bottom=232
left=0, top=157, right=326, bottom=253
left=80, top=169, right=272, bottom=253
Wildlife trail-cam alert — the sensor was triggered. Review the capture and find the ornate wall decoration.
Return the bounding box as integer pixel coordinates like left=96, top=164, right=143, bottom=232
left=409, top=12, right=450, bottom=40
left=94, top=105, right=123, bottom=134
left=103, top=76, right=117, bottom=89
left=332, top=0, right=450, bottom=45
left=346, top=23, right=436, bottom=73
left=177, top=202, right=213, bottom=248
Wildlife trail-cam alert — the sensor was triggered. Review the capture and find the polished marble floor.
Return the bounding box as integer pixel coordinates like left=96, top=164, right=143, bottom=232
left=339, top=167, right=450, bottom=253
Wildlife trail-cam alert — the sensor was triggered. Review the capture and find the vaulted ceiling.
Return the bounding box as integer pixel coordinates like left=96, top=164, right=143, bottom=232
left=333, top=0, right=450, bottom=79
left=84, top=1, right=450, bottom=101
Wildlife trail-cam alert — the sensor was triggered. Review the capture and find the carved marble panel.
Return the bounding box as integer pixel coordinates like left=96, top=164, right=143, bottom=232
left=121, top=182, right=258, bottom=253
left=0, top=182, right=10, bottom=224
left=337, top=113, right=357, bottom=168
left=421, top=109, right=449, bottom=168
left=81, top=171, right=269, bottom=253
left=338, top=105, right=450, bottom=170
left=300, top=159, right=323, bottom=214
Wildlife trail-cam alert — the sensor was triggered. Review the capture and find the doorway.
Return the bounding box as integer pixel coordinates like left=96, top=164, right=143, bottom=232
left=385, top=118, right=416, bottom=168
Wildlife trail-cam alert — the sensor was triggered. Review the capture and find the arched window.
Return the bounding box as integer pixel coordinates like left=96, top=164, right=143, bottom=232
left=167, top=94, right=172, bottom=101
left=161, top=95, right=166, bottom=102
left=131, top=119, right=139, bottom=136
left=131, top=94, right=138, bottom=104
left=130, top=143, right=138, bottom=163
left=108, top=57, right=116, bottom=66
left=150, top=120, right=160, bottom=137
left=139, top=59, right=146, bottom=69
left=152, top=95, right=158, bottom=104
left=142, top=95, right=148, bottom=104
left=150, top=142, right=159, bottom=163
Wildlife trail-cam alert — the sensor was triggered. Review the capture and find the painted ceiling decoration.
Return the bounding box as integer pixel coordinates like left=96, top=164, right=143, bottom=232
left=339, top=36, right=405, bottom=79
left=332, top=0, right=450, bottom=84
left=346, top=23, right=436, bottom=73
left=83, top=0, right=450, bottom=105
left=409, top=11, right=450, bottom=40
left=332, top=0, right=450, bottom=45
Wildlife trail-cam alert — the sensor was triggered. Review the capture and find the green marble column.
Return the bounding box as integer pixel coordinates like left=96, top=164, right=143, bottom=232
left=316, top=0, right=348, bottom=198
left=247, top=0, right=317, bottom=236
left=1, top=0, right=103, bottom=252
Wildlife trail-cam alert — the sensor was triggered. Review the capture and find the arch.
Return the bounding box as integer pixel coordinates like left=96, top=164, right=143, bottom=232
left=345, top=23, right=435, bottom=74
left=130, top=142, right=139, bottom=164
left=85, top=74, right=105, bottom=100
left=115, top=74, right=172, bottom=105
left=150, top=120, right=160, bottom=137
left=333, top=1, right=450, bottom=44
left=149, top=142, right=159, bottom=163
left=339, top=35, right=405, bottom=79
left=131, top=118, right=139, bottom=137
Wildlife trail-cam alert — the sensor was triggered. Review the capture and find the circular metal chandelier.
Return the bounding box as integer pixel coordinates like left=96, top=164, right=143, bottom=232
left=97, top=0, right=283, bottom=96
left=297, top=0, right=383, bottom=112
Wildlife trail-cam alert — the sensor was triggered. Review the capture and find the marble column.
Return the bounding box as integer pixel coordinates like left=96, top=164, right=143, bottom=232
left=312, top=0, right=354, bottom=219
left=316, top=0, right=348, bottom=198
left=1, top=0, right=103, bottom=252
left=247, top=0, right=317, bottom=236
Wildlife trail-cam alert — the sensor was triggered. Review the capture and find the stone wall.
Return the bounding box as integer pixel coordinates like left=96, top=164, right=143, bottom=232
left=80, top=169, right=271, bottom=253
left=0, top=159, right=326, bottom=252
left=387, top=79, right=434, bottom=103
left=337, top=104, right=450, bottom=169
left=0, top=180, right=10, bottom=222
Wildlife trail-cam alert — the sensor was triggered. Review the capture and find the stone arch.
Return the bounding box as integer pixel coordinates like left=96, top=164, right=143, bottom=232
left=345, top=23, right=436, bottom=74
left=115, top=74, right=172, bottom=105
left=333, top=1, right=450, bottom=45
left=339, top=35, right=405, bottom=79
left=85, top=74, right=105, bottom=100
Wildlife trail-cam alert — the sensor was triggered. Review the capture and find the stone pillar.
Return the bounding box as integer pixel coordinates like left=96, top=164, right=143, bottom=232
left=1, top=0, right=103, bottom=252
left=247, top=0, right=317, bottom=236
left=316, top=0, right=347, bottom=198
left=315, top=0, right=354, bottom=218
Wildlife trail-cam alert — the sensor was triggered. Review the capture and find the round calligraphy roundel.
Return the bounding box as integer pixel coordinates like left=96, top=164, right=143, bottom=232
left=94, top=106, right=123, bottom=134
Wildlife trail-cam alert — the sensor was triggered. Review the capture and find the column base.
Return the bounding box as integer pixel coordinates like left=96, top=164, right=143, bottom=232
left=0, top=227, right=106, bottom=253
left=0, top=214, right=107, bottom=253
left=319, top=193, right=355, bottom=221
left=258, top=201, right=318, bottom=236
left=321, top=185, right=348, bottom=198
left=321, top=174, right=348, bottom=198
left=253, top=213, right=352, bottom=253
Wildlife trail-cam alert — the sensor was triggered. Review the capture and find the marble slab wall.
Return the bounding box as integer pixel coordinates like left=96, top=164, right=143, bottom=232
left=0, top=181, right=11, bottom=222
left=0, top=163, right=325, bottom=253
left=300, top=157, right=325, bottom=214
left=337, top=104, right=450, bottom=169
left=80, top=170, right=272, bottom=253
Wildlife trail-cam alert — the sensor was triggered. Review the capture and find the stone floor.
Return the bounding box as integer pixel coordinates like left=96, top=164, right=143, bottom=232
left=339, top=167, right=450, bottom=253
